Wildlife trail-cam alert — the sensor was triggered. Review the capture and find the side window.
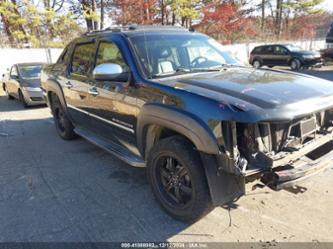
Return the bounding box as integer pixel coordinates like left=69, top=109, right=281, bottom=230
left=253, top=47, right=262, bottom=53
left=280, top=46, right=288, bottom=54
left=274, top=46, right=287, bottom=55
left=57, top=46, right=69, bottom=64
left=10, top=66, right=18, bottom=77
left=266, top=46, right=274, bottom=54
left=71, top=43, right=95, bottom=76
left=95, top=42, right=128, bottom=70
left=95, top=42, right=129, bottom=81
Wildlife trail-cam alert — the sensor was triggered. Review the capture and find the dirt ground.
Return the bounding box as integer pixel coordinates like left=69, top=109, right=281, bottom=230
left=0, top=67, right=333, bottom=243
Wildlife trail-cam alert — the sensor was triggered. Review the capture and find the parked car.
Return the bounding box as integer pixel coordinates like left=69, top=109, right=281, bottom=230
left=249, top=44, right=323, bottom=70
left=2, top=63, right=45, bottom=107
left=41, top=25, right=333, bottom=222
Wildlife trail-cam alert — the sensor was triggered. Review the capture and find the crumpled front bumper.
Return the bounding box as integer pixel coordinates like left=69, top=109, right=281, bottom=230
left=302, top=58, right=324, bottom=68
left=261, top=140, right=333, bottom=190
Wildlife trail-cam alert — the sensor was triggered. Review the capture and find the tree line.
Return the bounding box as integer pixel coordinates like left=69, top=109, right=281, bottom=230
left=0, top=0, right=332, bottom=47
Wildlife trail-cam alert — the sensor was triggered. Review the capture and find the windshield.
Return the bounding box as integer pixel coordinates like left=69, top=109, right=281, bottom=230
left=19, top=65, right=42, bottom=78
left=285, top=44, right=303, bottom=52
left=130, top=33, right=241, bottom=78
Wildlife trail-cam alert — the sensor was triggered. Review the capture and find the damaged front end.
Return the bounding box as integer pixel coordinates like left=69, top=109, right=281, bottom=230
left=216, top=108, right=333, bottom=190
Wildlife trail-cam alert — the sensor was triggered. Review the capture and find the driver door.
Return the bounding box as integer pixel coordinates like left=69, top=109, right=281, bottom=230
left=87, top=39, right=138, bottom=148
left=273, top=46, right=290, bottom=66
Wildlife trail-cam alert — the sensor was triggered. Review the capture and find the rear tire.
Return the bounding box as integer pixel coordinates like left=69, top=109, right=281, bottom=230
left=51, top=95, right=76, bottom=140
left=253, top=59, right=262, bottom=69
left=147, top=136, right=213, bottom=222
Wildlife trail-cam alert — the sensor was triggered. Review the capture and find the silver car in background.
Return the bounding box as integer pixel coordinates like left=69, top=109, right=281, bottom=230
left=2, top=63, right=46, bottom=107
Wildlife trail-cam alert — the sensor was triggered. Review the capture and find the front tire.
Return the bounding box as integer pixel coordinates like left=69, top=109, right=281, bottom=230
left=51, top=95, right=76, bottom=140
left=18, top=89, right=28, bottom=108
left=290, top=59, right=301, bottom=71
left=147, top=136, right=212, bottom=222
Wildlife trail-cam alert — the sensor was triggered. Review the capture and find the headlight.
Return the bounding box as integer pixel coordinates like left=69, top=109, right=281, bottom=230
left=22, top=86, right=41, bottom=92
left=314, top=52, right=321, bottom=57
left=303, top=55, right=314, bottom=59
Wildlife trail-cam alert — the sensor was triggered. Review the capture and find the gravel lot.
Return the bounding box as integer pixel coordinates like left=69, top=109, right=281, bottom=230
left=1, top=67, right=333, bottom=243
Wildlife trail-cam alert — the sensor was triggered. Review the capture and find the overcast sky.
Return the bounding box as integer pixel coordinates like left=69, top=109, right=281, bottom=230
left=322, top=0, right=333, bottom=11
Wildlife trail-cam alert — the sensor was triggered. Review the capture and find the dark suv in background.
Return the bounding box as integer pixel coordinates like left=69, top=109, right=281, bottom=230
left=249, top=44, right=322, bottom=70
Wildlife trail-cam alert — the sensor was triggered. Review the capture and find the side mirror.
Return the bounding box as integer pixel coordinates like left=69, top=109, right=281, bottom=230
left=93, top=63, right=124, bottom=81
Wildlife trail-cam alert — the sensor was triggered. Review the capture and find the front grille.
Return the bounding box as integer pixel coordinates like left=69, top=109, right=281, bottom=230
left=300, top=117, right=317, bottom=138
left=287, top=117, right=317, bottom=145
left=30, top=97, right=43, bottom=101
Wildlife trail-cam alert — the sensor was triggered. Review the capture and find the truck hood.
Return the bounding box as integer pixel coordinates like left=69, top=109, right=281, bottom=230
left=159, top=67, right=333, bottom=121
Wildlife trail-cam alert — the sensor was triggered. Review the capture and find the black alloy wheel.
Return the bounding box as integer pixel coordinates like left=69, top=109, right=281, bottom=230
left=156, top=156, right=193, bottom=207
left=147, top=136, right=212, bottom=222
left=54, top=105, right=66, bottom=133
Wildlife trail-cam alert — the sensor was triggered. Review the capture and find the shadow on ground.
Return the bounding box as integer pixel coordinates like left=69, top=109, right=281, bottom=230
left=0, top=95, right=46, bottom=112
left=0, top=98, right=190, bottom=242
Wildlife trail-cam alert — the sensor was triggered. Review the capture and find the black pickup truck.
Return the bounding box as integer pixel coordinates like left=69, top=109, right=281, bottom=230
left=41, top=25, right=333, bottom=222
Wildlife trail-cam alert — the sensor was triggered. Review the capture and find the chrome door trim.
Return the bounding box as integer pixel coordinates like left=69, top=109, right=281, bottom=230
left=67, top=104, right=135, bottom=134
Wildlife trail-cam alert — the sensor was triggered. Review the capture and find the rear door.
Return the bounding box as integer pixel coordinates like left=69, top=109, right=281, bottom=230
left=262, top=46, right=274, bottom=65
left=62, top=40, right=96, bottom=128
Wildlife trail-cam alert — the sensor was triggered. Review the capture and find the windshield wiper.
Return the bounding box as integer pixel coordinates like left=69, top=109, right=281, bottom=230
left=152, top=67, right=192, bottom=78
left=176, top=67, right=191, bottom=73
left=191, top=67, right=220, bottom=72
left=151, top=64, right=238, bottom=78
left=191, top=64, right=237, bottom=72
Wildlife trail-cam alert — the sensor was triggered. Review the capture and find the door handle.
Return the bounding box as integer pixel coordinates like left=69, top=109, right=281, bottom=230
left=88, top=86, right=99, bottom=96
left=65, top=81, right=73, bottom=88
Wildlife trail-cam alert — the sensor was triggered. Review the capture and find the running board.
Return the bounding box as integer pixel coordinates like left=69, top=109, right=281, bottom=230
left=74, top=127, right=146, bottom=167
